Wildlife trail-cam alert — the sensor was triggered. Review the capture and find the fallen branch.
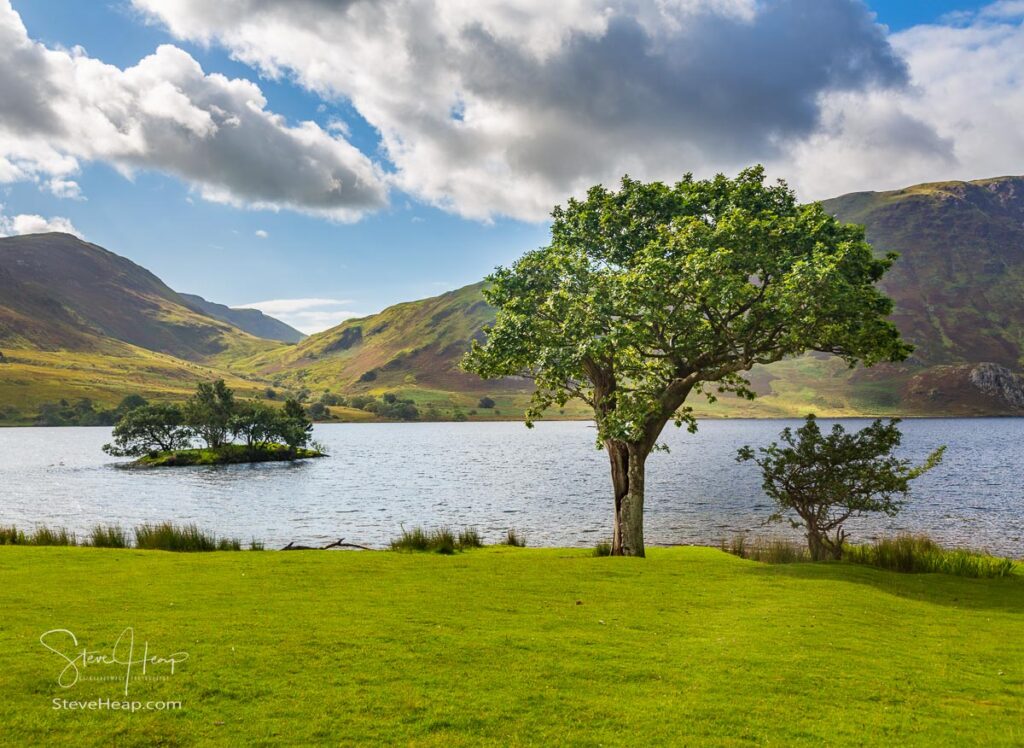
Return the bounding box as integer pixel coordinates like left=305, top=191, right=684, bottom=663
left=281, top=537, right=375, bottom=551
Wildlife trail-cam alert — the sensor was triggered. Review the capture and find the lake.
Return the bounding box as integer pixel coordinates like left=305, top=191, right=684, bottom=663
left=1, top=419, right=1021, bottom=556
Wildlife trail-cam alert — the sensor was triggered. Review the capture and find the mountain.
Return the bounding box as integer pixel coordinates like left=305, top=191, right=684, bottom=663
left=230, top=282, right=515, bottom=401
left=235, top=175, right=1024, bottom=417
left=0, top=233, right=283, bottom=416
left=180, top=293, right=305, bottom=343
left=0, top=233, right=278, bottom=360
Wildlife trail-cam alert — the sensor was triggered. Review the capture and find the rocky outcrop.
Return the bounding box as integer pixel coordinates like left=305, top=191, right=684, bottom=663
left=969, top=363, right=1024, bottom=409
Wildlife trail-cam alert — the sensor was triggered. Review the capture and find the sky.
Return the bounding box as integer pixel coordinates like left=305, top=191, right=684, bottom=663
left=0, top=0, right=1021, bottom=333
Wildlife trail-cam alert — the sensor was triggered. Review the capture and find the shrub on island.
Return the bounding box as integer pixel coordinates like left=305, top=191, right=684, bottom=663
left=102, top=380, right=321, bottom=465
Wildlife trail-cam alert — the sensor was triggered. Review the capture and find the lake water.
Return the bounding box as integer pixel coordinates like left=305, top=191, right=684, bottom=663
left=1, top=419, right=1021, bottom=556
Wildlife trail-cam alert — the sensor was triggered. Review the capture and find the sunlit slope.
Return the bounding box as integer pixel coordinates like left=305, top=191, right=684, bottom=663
left=0, top=233, right=283, bottom=361
left=234, top=176, right=1024, bottom=417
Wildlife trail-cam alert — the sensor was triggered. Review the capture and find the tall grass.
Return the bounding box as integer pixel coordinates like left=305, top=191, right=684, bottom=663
left=30, top=526, right=77, bottom=546
left=390, top=526, right=485, bottom=553
left=845, top=534, right=1016, bottom=579
left=502, top=529, right=526, bottom=547
left=0, top=526, right=26, bottom=545
left=722, top=535, right=809, bottom=564
left=89, top=525, right=129, bottom=548
left=134, top=522, right=242, bottom=552
left=593, top=541, right=612, bottom=557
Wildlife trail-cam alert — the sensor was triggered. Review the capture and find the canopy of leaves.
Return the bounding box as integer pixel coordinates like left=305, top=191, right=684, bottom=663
left=103, top=404, right=191, bottom=457
left=465, top=167, right=909, bottom=445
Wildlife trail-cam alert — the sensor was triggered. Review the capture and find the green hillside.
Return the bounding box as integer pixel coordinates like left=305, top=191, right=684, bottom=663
left=3, top=176, right=1024, bottom=422
left=227, top=176, right=1024, bottom=418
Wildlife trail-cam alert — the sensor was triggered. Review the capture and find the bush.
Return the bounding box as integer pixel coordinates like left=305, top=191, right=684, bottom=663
left=593, top=541, right=612, bottom=557
left=359, top=370, right=378, bottom=382
left=134, top=522, right=241, bottom=552
left=89, top=525, right=129, bottom=548
left=306, top=401, right=328, bottom=419
left=502, top=529, right=526, bottom=547
left=844, top=534, right=1016, bottom=578
left=478, top=396, right=496, bottom=409
left=738, top=416, right=945, bottom=560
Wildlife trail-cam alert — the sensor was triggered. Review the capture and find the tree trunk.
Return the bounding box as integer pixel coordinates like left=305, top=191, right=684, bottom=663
left=607, top=440, right=650, bottom=557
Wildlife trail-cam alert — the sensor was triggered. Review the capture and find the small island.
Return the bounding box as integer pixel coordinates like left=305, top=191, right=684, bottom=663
left=104, top=380, right=325, bottom=467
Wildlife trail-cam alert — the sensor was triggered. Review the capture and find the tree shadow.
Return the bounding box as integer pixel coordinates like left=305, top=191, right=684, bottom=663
left=734, top=557, right=1024, bottom=613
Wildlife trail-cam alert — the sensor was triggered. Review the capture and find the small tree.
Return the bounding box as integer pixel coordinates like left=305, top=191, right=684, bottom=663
left=478, top=396, right=496, bottom=409
left=278, top=398, right=313, bottom=449
left=737, top=415, right=945, bottom=560
left=184, top=380, right=236, bottom=449
left=103, top=404, right=192, bottom=457
left=230, top=401, right=280, bottom=448
left=465, top=168, right=909, bottom=556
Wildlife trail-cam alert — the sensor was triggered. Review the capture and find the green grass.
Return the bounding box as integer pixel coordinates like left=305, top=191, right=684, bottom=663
left=390, top=526, right=483, bottom=553
left=0, top=546, right=1021, bottom=745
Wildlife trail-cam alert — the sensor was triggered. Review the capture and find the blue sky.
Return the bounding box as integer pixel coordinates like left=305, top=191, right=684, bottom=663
left=0, top=0, right=1018, bottom=331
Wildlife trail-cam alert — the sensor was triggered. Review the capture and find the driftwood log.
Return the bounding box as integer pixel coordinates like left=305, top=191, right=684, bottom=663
left=281, top=538, right=374, bottom=551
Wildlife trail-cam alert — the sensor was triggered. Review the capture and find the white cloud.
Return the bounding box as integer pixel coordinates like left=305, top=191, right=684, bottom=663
left=254, top=229, right=268, bottom=238
left=0, top=1, right=388, bottom=220
left=777, top=5, right=1024, bottom=198
left=238, top=298, right=361, bottom=333
left=132, top=0, right=912, bottom=219
left=0, top=208, right=84, bottom=238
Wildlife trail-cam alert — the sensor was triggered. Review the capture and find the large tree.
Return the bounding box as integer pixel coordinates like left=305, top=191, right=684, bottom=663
left=463, top=167, right=910, bottom=556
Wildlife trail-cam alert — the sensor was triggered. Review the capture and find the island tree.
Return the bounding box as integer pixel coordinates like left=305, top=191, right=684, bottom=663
left=103, top=404, right=192, bottom=457
left=464, top=167, right=910, bottom=556
left=184, top=379, right=236, bottom=448
left=737, top=416, right=945, bottom=560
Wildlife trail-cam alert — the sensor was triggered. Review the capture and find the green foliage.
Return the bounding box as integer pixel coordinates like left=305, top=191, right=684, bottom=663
left=738, top=416, right=945, bottom=560
left=465, top=167, right=909, bottom=444
left=115, top=394, right=148, bottom=415
left=229, top=400, right=281, bottom=447
left=184, top=379, right=236, bottom=448
left=306, top=401, right=328, bottom=419
left=88, top=525, right=129, bottom=548
left=593, top=541, right=613, bottom=557
left=134, top=522, right=242, bottom=552
left=35, top=398, right=116, bottom=427
left=103, top=404, right=191, bottom=457
left=478, top=396, right=496, bottom=409
left=502, top=529, right=526, bottom=547
left=279, top=398, right=313, bottom=449
left=464, top=168, right=910, bottom=556
left=844, top=535, right=1016, bottom=578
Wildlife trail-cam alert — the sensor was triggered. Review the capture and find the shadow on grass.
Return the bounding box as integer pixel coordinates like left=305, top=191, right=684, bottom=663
left=733, top=555, right=1024, bottom=613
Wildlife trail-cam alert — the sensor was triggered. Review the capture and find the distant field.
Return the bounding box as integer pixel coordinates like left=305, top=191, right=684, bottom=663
left=1, top=546, right=1021, bottom=745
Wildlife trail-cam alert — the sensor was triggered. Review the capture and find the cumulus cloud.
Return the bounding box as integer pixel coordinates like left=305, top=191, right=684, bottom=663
left=0, top=208, right=84, bottom=238
left=238, top=298, right=361, bottom=334
left=132, top=0, right=912, bottom=219
left=255, top=229, right=268, bottom=238
left=777, top=4, right=1024, bottom=198
left=0, top=1, right=387, bottom=220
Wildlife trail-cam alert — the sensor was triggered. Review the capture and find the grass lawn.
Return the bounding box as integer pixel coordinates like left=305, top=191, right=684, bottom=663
left=0, top=546, right=1021, bottom=746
